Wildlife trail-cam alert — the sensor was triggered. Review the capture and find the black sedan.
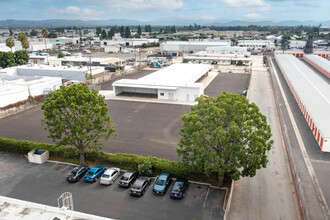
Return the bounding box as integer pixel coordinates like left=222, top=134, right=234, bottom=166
left=170, top=178, right=188, bottom=199
left=129, top=176, right=151, bottom=197
left=118, top=171, right=139, bottom=188
left=66, top=166, right=89, bottom=183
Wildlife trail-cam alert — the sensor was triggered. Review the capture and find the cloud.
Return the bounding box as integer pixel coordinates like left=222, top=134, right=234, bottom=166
left=244, top=13, right=266, bottom=20
left=77, top=0, right=184, bottom=13
left=45, top=6, right=105, bottom=20
left=221, top=0, right=271, bottom=11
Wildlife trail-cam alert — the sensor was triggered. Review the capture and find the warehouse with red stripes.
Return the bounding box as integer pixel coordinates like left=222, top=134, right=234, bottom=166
left=275, top=54, right=330, bottom=152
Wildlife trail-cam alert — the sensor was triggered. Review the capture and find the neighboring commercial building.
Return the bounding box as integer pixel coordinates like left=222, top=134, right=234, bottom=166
left=160, top=41, right=231, bottom=53
left=0, top=64, right=105, bottom=83
left=0, top=75, right=62, bottom=108
left=237, top=40, right=275, bottom=50
left=113, top=63, right=211, bottom=102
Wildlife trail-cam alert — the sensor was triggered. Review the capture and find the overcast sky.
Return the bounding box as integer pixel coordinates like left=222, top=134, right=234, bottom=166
left=0, top=0, right=329, bottom=22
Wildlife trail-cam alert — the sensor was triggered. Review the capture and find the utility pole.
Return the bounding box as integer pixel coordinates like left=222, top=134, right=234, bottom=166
left=89, top=56, right=92, bottom=77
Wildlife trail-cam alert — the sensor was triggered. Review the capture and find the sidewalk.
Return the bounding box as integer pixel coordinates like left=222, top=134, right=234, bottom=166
left=228, top=56, right=299, bottom=220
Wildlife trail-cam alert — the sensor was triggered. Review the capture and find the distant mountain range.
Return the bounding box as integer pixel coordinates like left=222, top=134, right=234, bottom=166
left=0, top=19, right=329, bottom=28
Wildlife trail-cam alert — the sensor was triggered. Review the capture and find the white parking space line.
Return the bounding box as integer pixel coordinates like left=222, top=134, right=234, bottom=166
left=37, top=163, right=58, bottom=178
left=203, top=187, right=210, bottom=208
left=60, top=165, right=71, bottom=172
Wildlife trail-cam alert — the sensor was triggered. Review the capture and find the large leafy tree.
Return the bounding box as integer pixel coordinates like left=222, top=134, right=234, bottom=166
left=41, top=84, right=116, bottom=165
left=0, top=51, right=16, bottom=68
left=177, top=93, right=273, bottom=182
left=5, top=37, right=15, bottom=52
left=14, top=50, right=29, bottom=65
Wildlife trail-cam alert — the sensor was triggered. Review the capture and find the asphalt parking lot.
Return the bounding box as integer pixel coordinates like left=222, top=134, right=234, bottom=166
left=204, top=73, right=250, bottom=98
left=0, top=100, right=189, bottom=160
left=0, top=153, right=226, bottom=220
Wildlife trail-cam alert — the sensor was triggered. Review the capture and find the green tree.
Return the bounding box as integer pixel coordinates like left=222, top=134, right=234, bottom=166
left=177, top=93, right=273, bottom=182
left=119, top=26, right=125, bottom=37
left=96, top=27, right=102, bottom=37
left=125, top=26, right=131, bottom=38
left=101, top=29, right=107, bottom=39
left=58, top=52, right=65, bottom=58
left=280, top=36, right=290, bottom=53
left=21, top=39, right=30, bottom=50
left=41, top=84, right=116, bottom=165
left=141, top=43, right=148, bottom=48
left=5, top=37, right=15, bottom=52
left=18, top=32, right=27, bottom=42
left=0, top=51, right=16, bottom=68
left=14, top=50, right=29, bottom=65
left=30, top=29, right=38, bottom=37
left=108, top=27, right=116, bottom=39
left=137, top=25, right=142, bottom=35
left=48, top=33, right=57, bottom=38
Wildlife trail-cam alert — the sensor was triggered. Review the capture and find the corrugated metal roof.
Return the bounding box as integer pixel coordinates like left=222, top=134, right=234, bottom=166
left=304, top=55, right=330, bottom=73
left=275, top=54, right=330, bottom=136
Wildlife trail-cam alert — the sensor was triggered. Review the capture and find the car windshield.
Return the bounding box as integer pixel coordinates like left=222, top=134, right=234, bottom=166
left=156, top=179, right=166, bottom=185
left=121, top=176, right=129, bottom=181
left=86, top=171, right=94, bottom=176
left=70, top=168, right=79, bottom=175
left=102, top=174, right=110, bottom=178
left=172, top=182, right=183, bottom=191
left=133, top=185, right=141, bottom=190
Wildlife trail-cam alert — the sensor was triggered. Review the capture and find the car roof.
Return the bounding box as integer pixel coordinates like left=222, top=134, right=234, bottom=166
left=159, top=173, right=170, bottom=179
left=175, top=178, right=188, bottom=183
left=123, top=171, right=137, bottom=176
left=103, top=170, right=114, bottom=175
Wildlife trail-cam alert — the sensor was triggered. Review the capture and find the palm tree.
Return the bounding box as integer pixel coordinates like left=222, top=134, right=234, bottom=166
left=6, top=37, right=15, bottom=52
left=21, top=39, right=30, bottom=50
left=42, top=28, right=49, bottom=64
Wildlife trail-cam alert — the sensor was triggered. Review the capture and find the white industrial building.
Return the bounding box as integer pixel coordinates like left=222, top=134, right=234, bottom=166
left=0, top=75, right=62, bottom=108
left=160, top=41, right=231, bottom=53
left=112, top=64, right=211, bottom=102
left=237, top=40, right=275, bottom=50
left=275, top=54, right=330, bottom=152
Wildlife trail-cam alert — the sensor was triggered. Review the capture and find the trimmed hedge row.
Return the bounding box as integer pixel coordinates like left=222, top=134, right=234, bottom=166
left=0, top=137, right=211, bottom=180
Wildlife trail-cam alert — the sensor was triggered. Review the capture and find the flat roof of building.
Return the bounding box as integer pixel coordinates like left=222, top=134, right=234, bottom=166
left=113, top=63, right=211, bottom=89
left=275, top=54, right=330, bottom=136
left=161, top=41, right=230, bottom=46
left=304, top=55, right=330, bottom=74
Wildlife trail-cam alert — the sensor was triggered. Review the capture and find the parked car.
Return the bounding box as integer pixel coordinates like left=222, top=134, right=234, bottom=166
left=61, top=51, right=71, bottom=56
left=100, top=168, right=121, bottom=185
left=118, top=171, right=139, bottom=188
left=169, top=178, right=188, bottom=199
left=83, top=49, right=91, bottom=54
left=66, top=166, right=89, bottom=183
left=84, top=166, right=106, bottom=182
left=153, top=173, right=172, bottom=195
left=130, top=176, right=151, bottom=197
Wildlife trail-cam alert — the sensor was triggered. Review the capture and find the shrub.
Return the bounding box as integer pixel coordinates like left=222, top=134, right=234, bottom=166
left=0, top=137, right=217, bottom=183
left=138, top=160, right=154, bottom=176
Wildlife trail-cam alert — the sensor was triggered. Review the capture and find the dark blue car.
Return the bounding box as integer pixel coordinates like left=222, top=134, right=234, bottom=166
left=153, top=173, right=172, bottom=195
left=170, top=178, right=188, bottom=199
left=84, top=166, right=106, bottom=182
